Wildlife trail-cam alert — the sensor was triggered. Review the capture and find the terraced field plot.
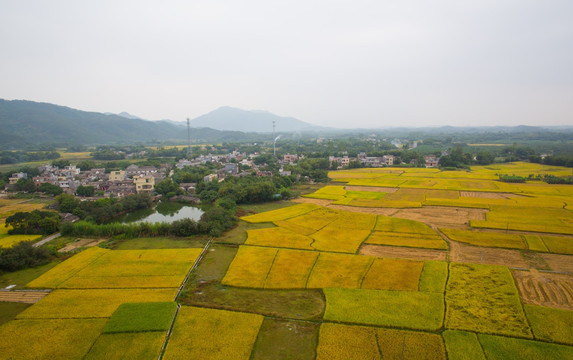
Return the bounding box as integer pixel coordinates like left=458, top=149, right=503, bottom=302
left=222, top=245, right=428, bottom=291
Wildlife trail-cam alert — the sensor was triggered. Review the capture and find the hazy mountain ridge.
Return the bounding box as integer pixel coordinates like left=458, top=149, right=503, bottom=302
left=189, top=106, right=326, bottom=132
left=0, top=99, right=258, bottom=148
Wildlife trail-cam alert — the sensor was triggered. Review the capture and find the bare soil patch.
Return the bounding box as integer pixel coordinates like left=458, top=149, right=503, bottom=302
left=541, top=253, right=573, bottom=273
left=0, top=290, right=51, bottom=303
left=58, top=238, right=106, bottom=253
left=292, top=198, right=334, bottom=207
left=448, top=241, right=528, bottom=268
left=359, top=244, right=446, bottom=261
left=392, top=206, right=486, bottom=228
left=344, top=186, right=398, bottom=193
left=512, top=269, right=573, bottom=310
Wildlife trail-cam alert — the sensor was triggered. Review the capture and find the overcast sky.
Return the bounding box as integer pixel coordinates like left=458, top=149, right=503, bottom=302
left=1, top=1, right=572, bottom=128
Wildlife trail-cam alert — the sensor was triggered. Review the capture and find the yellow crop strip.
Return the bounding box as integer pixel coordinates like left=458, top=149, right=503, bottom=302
left=306, top=252, right=373, bottom=289
left=0, top=234, right=42, bottom=248
left=241, top=203, right=319, bottom=223
left=58, top=275, right=184, bottom=289
left=376, top=328, right=446, bottom=359
left=163, top=306, right=263, bottom=360
left=540, top=235, right=573, bottom=255
left=245, top=227, right=314, bottom=250
left=221, top=246, right=278, bottom=288
left=361, top=258, right=424, bottom=291
left=441, top=228, right=526, bottom=249
left=524, top=305, right=573, bottom=346
left=264, top=249, right=318, bottom=289
left=27, top=246, right=109, bottom=288
left=523, top=235, right=549, bottom=252
left=310, top=225, right=372, bottom=253
left=365, top=231, right=447, bottom=250
left=316, top=323, right=380, bottom=360
left=17, top=288, right=177, bottom=319
left=279, top=207, right=340, bottom=232
left=0, top=318, right=107, bottom=360
left=375, top=215, right=437, bottom=235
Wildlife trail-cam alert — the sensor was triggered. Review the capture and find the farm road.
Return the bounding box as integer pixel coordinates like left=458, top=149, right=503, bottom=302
left=33, top=232, right=60, bottom=247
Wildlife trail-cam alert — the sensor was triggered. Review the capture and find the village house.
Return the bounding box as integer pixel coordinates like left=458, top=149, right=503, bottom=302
left=424, top=156, right=439, bottom=168
left=283, top=154, right=299, bottom=163
left=133, top=175, right=155, bottom=193
left=9, top=172, right=27, bottom=185
left=203, top=174, right=218, bottom=183
left=224, top=163, right=239, bottom=175
left=109, top=170, right=126, bottom=182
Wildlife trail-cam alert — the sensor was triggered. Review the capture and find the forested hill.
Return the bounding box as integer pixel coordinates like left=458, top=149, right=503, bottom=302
left=0, top=99, right=257, bottom=149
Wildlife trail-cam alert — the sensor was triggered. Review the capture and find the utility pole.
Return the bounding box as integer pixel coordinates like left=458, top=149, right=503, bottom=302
left=186, top=118, right=192, bottom=158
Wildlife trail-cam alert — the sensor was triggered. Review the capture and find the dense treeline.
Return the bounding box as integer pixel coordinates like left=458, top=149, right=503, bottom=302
left=0, top=150, right=60, bottom=164
left=5, top=210, right=61, bottom=235
left=61, top=205, right=235, bottom=237
left=56, top=193, right=153, bottom=224
left=0, top=242, right=52, bottom=272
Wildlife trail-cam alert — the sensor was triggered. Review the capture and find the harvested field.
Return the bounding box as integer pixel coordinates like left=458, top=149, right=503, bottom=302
left=0, top=290, right=50, bottom=303
left=541, top=253, right=573, bottom=273
left=58, top=238, right=106, bottom=253
left=460, top=191, right=508, bottom=199
left=448, top=240, right=528, bottom=268
left=360, top=244, right=447, bottom=261
left=512, top=269, right=573, bottom=310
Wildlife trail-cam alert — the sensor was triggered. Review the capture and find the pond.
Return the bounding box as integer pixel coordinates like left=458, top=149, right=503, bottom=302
left=114, top=201, right=204, bottom=224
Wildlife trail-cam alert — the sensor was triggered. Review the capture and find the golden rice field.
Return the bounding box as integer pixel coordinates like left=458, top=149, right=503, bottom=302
left=163, top=306, right=263, bottom=360
left=1, top=161, right=572, bottom=358
left=27, top=247, right=201, bottom=289
left=222, top=245, right=429, bottom=291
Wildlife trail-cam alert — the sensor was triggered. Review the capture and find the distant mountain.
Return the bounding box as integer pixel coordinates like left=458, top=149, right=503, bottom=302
left=0, top=99, right=259, bottom=149
left=189, top=106, right=323, bottom=133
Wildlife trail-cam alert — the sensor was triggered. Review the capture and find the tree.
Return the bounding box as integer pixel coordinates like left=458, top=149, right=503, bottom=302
left=38, top=182, right=63, bottom=196
left=476, top=151, right=495, bottom=165
left=155, top=179, right=179, bottom=195
left=0, top=241, right=52, bottom=272
left=52, top=159, right=71, bottom=168
left=76, top=185, right=95, bottom=197
left=15, top=178, right=36, bottom=193
left=5, top=210, right=61, bottom=235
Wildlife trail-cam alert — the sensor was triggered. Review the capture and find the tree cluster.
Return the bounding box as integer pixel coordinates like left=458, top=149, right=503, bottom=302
left=5, top=210, right=62, bottom=235
left=56, top=193, right=153, bottom=224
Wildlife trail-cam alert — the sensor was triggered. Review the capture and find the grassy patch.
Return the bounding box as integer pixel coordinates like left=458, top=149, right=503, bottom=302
left=0, top=302, right=31, bottom=326
left=478, top=333, right=573, bottom=360
left=445, top=263, right=532, bottom=337
left=419, top=260, right=449, bottom=293
left=238, top=200, right=296, bottom=214
left=324, top=288, right=444, bottom=331
left=163, top=306, right=263, bottom=360
left=360, top=258, right=424, bottom=291
left=109, top=236, right=207, bottom=250
left=523, top=235, right=549, bottom=252
left=524, top=305, right=573, bottom=345
left=180, top=283, right=325, bottom=320
left=102, top=302, right=177, bottom=333
left=184, top=244, right=237, bottom=285
left=17, top=288, right=177, bottom=319
left=0, top=318, right=107, bottom=360
left=0, top=260, right=60, bottom=289
left=84, top=332, right=165, bottom=360
left=251, top=318, right=319, bottom=360
left=442, top=330, right=486, bottom=360
left=241, top=203, right=318, bottom=223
